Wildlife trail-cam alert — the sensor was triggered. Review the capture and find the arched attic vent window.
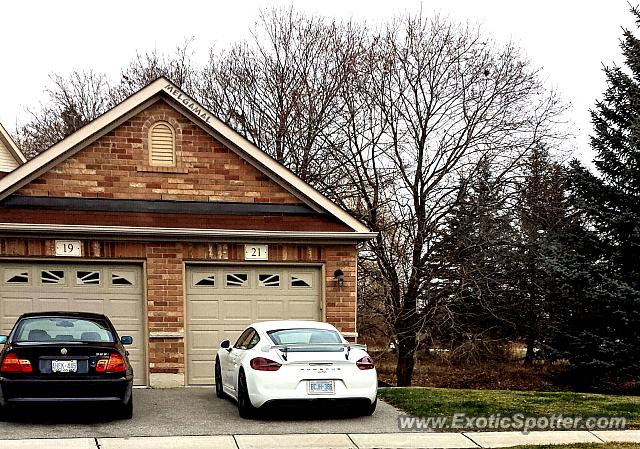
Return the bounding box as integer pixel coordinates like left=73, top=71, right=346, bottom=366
left=149, top=122, right=176, bottom=166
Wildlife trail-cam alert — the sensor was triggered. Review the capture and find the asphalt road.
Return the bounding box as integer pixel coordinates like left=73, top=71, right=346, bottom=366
left=0, top=388, right=405, bottom=439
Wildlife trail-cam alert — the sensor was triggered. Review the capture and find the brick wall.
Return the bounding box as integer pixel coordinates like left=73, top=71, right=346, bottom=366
left=17, top=100, right=300, bottom=204
left=324, top=246, right=357, bottom=334
left=0, top=238, right=358, bottom=378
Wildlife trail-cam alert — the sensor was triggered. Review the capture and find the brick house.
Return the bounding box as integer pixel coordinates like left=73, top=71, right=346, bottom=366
left=0, top=78, right=374, bottom=387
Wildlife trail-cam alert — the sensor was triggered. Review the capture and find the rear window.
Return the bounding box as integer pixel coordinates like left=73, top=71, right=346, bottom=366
left=267, top=328, right=343, bottom=351
left=14, top=317, right=114, bottom=343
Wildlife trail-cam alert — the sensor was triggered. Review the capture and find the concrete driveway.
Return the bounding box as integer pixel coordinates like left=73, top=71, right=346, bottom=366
left=0, top=388, right=404, bottom=439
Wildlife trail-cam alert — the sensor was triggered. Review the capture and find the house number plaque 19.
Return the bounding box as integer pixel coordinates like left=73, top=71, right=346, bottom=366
left=55, top=240, right=82, bottom=257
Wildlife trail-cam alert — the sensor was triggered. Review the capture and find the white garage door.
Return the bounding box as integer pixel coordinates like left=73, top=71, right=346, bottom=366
left=186, top=265, right=321, bottom=385
left=0, top=262, right=146, bottom=385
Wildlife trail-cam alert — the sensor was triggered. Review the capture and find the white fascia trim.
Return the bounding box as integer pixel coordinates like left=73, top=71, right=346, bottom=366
left=0, top=122, right=27, bottom=164
left=0, top=222, right=378, bottom=241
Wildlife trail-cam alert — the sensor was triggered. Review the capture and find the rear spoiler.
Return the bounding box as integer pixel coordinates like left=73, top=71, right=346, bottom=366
left=261, top=343, right=367, bottom=361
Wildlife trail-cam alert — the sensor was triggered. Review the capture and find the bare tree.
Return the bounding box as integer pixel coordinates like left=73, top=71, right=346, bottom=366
left=15, top=42, right=199, bottom=156
left=111, top=39, right=199, bottom=103
left=197, top=7, right=366, bottom=184
left=323, top=14, right=565, bottom=385
left=16, top=70, right=113, bottom=156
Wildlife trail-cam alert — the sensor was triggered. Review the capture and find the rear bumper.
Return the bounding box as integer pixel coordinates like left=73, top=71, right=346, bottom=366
left=259, top=397, right=373, bottom=410
left=0, top=376, right=132, bottom=406
left=247, top=368, right=378, bottom=408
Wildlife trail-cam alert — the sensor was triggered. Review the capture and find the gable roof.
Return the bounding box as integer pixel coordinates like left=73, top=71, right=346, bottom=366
left=0, top=122, right=27, bottom=170
left=0, top=77, right=372, bottom=236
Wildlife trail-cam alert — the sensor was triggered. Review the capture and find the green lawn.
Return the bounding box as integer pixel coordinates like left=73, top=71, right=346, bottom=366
left=378, top=387, right=640, bottom=430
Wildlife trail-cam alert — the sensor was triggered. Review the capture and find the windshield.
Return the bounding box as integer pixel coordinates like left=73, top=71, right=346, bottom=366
left=14, top=317, right=114, bottom=343
left=267, top=328, right=343, bottom=351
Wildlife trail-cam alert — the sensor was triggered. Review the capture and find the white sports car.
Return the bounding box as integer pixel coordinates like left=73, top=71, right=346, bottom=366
left=215, top=320, right=377, bottom=418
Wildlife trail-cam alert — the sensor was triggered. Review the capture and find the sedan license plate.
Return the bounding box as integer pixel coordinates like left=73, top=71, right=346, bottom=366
left=308, top=380, right=335, bottom=395
left=52, top=360, right=77, bottom=373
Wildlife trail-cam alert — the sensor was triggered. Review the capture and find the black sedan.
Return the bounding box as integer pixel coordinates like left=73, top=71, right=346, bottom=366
left=0, top=311, right=134, bottom=419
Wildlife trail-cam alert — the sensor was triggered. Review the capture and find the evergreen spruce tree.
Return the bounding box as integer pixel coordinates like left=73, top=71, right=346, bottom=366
left=517, top=146, right=569, bottom=365
left=551, top=8, right=640, bottom=384
left=433, top=158, right=518, bottom=359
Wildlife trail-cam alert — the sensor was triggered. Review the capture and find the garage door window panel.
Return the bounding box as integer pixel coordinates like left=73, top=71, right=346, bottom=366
left=76, top=270, right=101, bottom=286
left=4, top=268, right=30, bottom=285
left=290, top=273, right=313, bottom=288
left=193, top=272, right=216, bottom=287
left=41, top=270, right=65, bottom=285
left=258, top=273, right=281, bottom=288
left=111, top=271, right=136, bottom=287
left=225, top=272, right=248, bottom=288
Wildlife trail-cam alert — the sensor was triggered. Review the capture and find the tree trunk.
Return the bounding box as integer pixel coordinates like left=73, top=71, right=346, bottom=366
left=396, top=335, right=417, bottom=386
left=524, top=334, right=535, bottom=366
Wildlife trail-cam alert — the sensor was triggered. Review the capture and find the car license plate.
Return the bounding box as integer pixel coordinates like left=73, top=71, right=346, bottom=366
left=308, top=380, right=335, bottom=395
left=52, top=360, right=77, bottom=373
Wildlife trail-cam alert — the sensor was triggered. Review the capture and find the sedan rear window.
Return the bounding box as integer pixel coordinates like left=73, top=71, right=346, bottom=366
left=267, top=328, right=342, bottom=350
left=14, top=317, right=114, bottom=343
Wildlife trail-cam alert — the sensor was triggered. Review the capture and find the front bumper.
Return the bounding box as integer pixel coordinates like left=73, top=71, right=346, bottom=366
left=0, top=376, right=133, bottom=406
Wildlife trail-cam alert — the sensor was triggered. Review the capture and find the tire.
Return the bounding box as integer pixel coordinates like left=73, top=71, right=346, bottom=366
left=215, top=357, right=225, bottom=399
left=118, top=395, right=133, bottom=420
left=360, top=398, right=377, bottom=416
left=237, top=370, right=257, bottom=419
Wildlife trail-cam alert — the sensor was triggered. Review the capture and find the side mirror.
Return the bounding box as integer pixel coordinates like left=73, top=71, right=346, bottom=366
left=220, top=339, right=230, bottom=349
left=0, top=336, right=7, bottom=345
left=121, top=336, right=133, bottom=345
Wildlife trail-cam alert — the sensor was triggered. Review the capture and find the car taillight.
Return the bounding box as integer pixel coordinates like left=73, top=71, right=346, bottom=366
left=356, top=356, right=375, bottom=370
left=250, top=357, right=281, bottom=371
left=95, top=358, right=109, bottom=373
left=106, top=354, right=126, bottom=373
left=96, top=354, right=126, bottom=373
left=1, top=353, right=33, bottom=373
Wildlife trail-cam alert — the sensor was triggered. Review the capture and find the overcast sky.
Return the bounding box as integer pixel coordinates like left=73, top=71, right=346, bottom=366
left=0, top=0, right=635, bottom=163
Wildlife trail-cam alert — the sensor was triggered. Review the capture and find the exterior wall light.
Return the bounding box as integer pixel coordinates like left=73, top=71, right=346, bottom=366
left=334, top=269, right=344, bottom=288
